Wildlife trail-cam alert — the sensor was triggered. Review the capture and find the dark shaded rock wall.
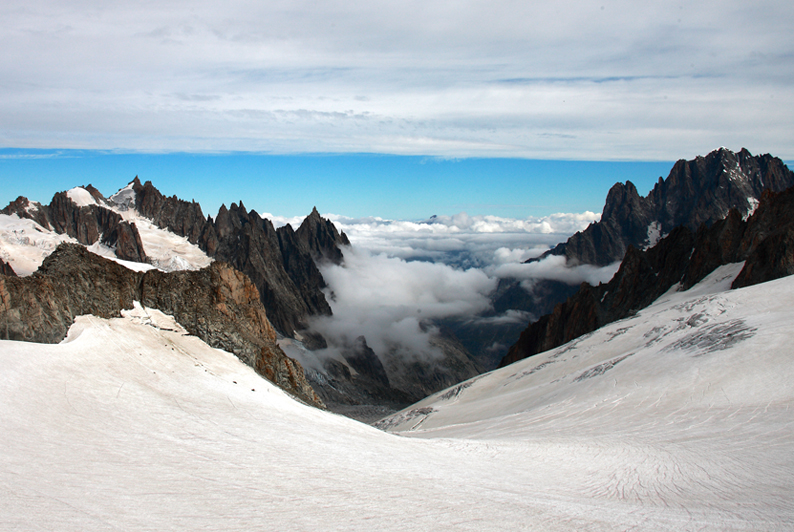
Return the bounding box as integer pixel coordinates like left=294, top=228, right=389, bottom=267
left=500, top=184, right=794, bottom=368
left=129, top=180, right=349, bottom=337
left=0, top=258, right=16, bottom=277
left=543, top=148, right=794, bottom=266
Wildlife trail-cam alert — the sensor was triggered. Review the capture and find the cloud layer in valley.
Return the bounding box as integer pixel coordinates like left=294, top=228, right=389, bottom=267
left=283, top=210, right=619, bottom=362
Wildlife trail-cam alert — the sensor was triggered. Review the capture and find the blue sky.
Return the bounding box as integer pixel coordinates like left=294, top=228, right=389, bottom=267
left=0, top=149, right=679, bottom=219
left=1, top=1, right=792, bottom=219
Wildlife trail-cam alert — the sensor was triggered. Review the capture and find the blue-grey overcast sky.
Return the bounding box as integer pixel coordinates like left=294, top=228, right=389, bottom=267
left=1, top=1, right=792, bottom=218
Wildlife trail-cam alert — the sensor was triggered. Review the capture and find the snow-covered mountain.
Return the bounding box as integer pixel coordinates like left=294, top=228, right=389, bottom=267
left=0, top=183, right=212, bottom=275
left=376, top=265, right=794, bottom=528
left=1, top=179, right=483, bottom=418
left=2, top=262, right=792, bottom=530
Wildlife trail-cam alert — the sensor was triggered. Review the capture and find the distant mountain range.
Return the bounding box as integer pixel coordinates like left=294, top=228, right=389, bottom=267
left=0, top=177, right=481, bottom=419
left=2, top=147, right=793, bottom=421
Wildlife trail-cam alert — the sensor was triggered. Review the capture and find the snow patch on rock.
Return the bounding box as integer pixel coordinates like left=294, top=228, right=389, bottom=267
left=66, top=186, right=99, bottom=207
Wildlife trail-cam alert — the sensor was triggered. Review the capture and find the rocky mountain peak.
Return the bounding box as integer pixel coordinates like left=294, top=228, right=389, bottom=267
left=501, top=180, right=794, bottom=368
left=541, top=148, right=794, bottom=266
left=295, top=207, right=350, bottom=265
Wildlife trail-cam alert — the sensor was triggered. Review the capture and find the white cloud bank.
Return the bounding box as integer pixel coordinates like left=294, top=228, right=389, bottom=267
left=1, top=1, right=793, bottom=159
left=265, top=210, right=600, bottom=268
left=310, top=248, right=497, bottom=360
left=297, top=210, right=620, bottom=361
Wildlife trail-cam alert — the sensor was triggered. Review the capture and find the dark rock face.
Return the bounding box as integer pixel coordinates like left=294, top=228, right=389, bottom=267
left=132, top=178, right=207, bottom=244
left=343, top=336, right=391, bottom=388
left=301, top=326, right=484, bottom=422
left=1, top=196, right=51, bottom=229
left=295, top=207, right=351, bottom=264
left=732, top=187, right=794, bottom=288
left=306, top=336, right=415, bottom=417
left=0, top=244, right=322, bottom=407
left=128, top=181, right=349, bottom=338
left=2, top=190, right=148, bottom=263
left=544, top=148, right=794, bottom=266
left=500, top=184, right=794, bottom=368
left=0, top=258, right=15, bottom=277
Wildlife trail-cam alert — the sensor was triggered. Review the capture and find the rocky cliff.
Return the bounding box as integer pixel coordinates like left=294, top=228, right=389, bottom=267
left=2, top=178, right=350, bottom=340
left=0, top=258, right=15, bottom=277
left=128, top=179, right=349, bottom=338
left=500, top=184, right=794, bottom=367
left=2, top=191, right=148, bottom=263
left=0, top=243, right=322, bottom=407
left=542, top=148, right=794, bottom=266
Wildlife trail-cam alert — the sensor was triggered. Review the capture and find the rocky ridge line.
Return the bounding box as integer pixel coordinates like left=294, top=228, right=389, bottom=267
left=0, top=243, right=322, bottom=407
left=500, top=185, right=794, bottom=367
left=541, top=148, right=794, bottom=266
left=130, top=178, right=350, bottom=339
left=2, top=188, right=148, bottom=263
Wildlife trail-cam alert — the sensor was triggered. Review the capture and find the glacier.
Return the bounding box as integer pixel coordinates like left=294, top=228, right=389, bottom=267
left=1, top=262, right=792, bottom=530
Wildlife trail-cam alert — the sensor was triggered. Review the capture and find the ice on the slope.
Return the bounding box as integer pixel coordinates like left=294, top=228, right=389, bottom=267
left=130, top=217, right=212, bottom=272
left=108, top=182, right=136, bottom=211
left=66, top=186, right=99, bottom=207
left=745, top=197, right=760, bottom=220
left=643, top=220, right=663, bottom=249
left=0, top=214, right=78, bottom=275
left=2, top=274, right=794, bottom=530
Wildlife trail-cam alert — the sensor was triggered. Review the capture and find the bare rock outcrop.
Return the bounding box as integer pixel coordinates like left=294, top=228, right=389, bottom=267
left=128, top=180, right=349, bottom=338
left=542, top=148, right=794, bottom=266
left=2, top=189, right=148, bottom=263
left=0, top=258, right=16, bottom=277
left=501, top=183, right=794, bottom=368
left=0, top=243, right=322, bottom=407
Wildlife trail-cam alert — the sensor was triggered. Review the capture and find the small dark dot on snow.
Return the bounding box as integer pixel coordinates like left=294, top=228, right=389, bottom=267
left=233, top=381, right=237, bottom=384
left=251, top=389, right=255, bottom=392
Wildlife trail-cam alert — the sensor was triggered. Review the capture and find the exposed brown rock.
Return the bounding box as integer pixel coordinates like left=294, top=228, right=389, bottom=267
left=0, top=243, right=322, bottom=407
left=0, top=258, right=15, bottom=277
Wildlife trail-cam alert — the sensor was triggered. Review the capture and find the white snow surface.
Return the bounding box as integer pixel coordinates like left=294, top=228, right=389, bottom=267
left=108, top=182, right=136, bottom=210
left=125, top=216, right=212, bottom=272
left=2, top=268, right=793, bottom=530
left=0, top=214, right=77, bottom=276
left=66, top=186, right=99, bottom=207
left=644, top=220, right=663, bottom=249
left=0, top=183, right=212, bottom=274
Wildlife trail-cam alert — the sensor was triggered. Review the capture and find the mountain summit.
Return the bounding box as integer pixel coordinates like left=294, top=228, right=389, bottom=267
left=542, top=148, right=794, bottom=266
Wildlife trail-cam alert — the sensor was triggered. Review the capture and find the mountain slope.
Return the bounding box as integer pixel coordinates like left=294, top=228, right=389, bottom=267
left=376, top=268, right=794, bottom=527
left=0, top=243, right=321, bottom=406
left=3, top=273, right=791, bottom=530
left=500, top=183, right=794, bottom=367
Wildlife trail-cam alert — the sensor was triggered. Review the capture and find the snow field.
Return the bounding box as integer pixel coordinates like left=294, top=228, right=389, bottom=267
left=0, top=184, right=212, bottom=275
left=1, top=265, right=793, bottom=530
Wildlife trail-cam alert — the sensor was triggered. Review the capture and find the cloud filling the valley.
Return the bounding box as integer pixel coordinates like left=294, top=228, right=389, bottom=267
left=288, top=210, right=619, bottom=361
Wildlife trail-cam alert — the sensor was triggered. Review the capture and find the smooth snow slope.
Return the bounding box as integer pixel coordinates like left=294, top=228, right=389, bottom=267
left=1, top=268, right=793, bottom=530
left=379, top=263, right=794, bottom=528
